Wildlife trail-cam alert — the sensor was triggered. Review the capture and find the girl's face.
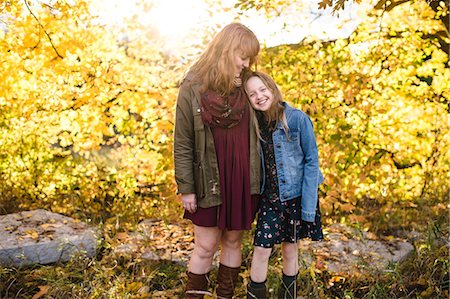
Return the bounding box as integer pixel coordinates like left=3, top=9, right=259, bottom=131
left=233, top=51, right=250, bottom=77
left=245, top=76, right=274, bottom=111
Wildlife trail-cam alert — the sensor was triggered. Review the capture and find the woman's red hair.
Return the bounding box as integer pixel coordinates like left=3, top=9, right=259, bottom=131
left=188, top=23, right=260, bottom=95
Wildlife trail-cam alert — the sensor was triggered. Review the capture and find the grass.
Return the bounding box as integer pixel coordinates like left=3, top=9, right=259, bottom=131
left=0, top=252, right=187, bottom=298
left=1, top=222, right=447, bottom=299
left=0, top=198, right=448, bottom=298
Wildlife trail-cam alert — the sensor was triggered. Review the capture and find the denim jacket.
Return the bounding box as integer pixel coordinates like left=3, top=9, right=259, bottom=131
left=261, top=102, right=324, bottom=222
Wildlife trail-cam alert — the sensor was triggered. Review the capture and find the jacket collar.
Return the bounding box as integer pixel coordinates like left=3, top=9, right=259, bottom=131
left=283, top=102, right=294, bottom=115
left=276, top=102, right=294, bottom=130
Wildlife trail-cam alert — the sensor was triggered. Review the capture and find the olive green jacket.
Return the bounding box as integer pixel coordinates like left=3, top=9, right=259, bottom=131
left=173, top=76, right=261, bottom=208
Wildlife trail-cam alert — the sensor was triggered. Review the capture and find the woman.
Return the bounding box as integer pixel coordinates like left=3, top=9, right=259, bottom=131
left=174, top=23, right=261, bottom=298
left=243, top=71, right=324, bottom=299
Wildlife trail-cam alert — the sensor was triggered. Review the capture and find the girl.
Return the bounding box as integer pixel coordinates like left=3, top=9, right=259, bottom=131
left=243, top=71, right=324, bottom=299
left=174, top=23, right=261, bottom=298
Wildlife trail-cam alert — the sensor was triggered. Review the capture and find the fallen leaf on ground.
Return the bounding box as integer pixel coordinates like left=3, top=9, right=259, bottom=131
left=31, top=285, right=50, bottom=299
left=25, top=229, right=39, bottom=240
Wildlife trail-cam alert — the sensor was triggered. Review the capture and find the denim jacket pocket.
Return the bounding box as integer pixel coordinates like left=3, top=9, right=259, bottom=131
left=276, top=130, right=303, bottom=200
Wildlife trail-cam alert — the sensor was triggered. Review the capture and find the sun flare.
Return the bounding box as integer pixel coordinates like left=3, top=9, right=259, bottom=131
left=145, top=0, right=208, bottom=38
left=91, top=0, right=369, bottom=51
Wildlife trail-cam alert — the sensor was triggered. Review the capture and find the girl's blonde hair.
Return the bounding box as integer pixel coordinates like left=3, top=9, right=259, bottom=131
left=188, top=23, right=260, bottom=95
left=242, top=71, right=289, bottom=139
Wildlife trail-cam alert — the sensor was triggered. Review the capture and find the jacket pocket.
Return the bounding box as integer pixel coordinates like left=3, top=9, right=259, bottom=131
left=193, top=106, right=204, bottom=131
left=193, top=161, right=206, bottom=200
left=277, top=131, right=303, bottom=200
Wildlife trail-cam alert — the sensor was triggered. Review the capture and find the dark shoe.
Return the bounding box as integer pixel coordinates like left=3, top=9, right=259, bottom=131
left=247, top=280, right=267, bottom=299
left=277, top=273, right=297, bottom=299
left=185, top=271, right=212, bottom=298
left=216, top=263, right=240, bottom=299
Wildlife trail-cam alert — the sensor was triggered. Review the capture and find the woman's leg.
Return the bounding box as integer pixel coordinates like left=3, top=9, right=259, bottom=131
left=188, top=225, right=221, bottom=273
left=186, top=225, right=221, bottom=298
left=219, top=229, right=243, bottom=267
left=216, top=229, right=244, bottom=298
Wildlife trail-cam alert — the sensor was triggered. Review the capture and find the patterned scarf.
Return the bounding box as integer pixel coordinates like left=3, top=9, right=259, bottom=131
left=200, top=86, right=247, bottom=128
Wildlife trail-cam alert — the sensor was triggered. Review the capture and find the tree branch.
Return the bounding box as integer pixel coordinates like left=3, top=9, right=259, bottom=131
left=373, top=0, right=449, bottom=55
left=23, top=0, right=63, bottom=59
left=374, top=0, right=409, bottom=11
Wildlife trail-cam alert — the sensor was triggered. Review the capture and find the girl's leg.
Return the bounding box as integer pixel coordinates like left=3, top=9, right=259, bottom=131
left=278, top=242, right=299, bottom=299
left=216, top=229, right=244, bottom=298
left=250, top=246, right=272, bottom=282
left=247, top=246, right=272, bottom=299
left=186, top=225, right=221, bottom=298
left=281, top=242, right=298, bottom=276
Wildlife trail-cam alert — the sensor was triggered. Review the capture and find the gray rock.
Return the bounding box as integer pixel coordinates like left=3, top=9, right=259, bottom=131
left=0, top=209, right=98, bottom=267
left=298, top=223, right=415, bottom=274
left=110, top=220, right=414, bottom=275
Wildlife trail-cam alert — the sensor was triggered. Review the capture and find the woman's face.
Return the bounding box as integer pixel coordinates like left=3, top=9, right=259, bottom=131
left=233, top=51, right=250, bottom=77
left=245, top=76, right=274, bottom=112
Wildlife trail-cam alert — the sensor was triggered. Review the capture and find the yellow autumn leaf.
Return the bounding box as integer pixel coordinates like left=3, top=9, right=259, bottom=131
left=24, top=229, right=39, bottom=240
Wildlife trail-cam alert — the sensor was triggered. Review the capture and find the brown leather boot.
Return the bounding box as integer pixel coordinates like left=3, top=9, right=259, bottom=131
left=216, top=263, right=240, bottom=299
left=185, top=271, right=212, bottom=298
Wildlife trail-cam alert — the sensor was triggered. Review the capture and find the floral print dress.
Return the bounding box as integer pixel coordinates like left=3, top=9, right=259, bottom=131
left=254, top=118, right=323, bottom=248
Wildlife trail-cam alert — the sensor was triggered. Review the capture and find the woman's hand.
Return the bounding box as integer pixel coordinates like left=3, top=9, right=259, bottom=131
left=181, top=193, right=197, bottom=214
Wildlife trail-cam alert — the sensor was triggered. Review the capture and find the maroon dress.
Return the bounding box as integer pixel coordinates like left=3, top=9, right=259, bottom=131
left=184, top=100, right=259, bottom=231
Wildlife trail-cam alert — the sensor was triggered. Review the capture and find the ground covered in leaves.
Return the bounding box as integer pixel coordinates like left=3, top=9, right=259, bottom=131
left=0, top=217, right=448, bottom=299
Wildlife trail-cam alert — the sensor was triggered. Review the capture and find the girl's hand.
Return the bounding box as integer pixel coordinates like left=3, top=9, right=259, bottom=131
left=181, top=193, right=197, bottom=213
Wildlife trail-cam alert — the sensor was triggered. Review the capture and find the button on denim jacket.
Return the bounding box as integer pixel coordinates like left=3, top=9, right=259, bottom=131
left=260, top=103, right=324, bottom=222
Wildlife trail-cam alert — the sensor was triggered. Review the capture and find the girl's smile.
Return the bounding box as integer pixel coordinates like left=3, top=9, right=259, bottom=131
left=245, top=76, right=274, bottom=111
